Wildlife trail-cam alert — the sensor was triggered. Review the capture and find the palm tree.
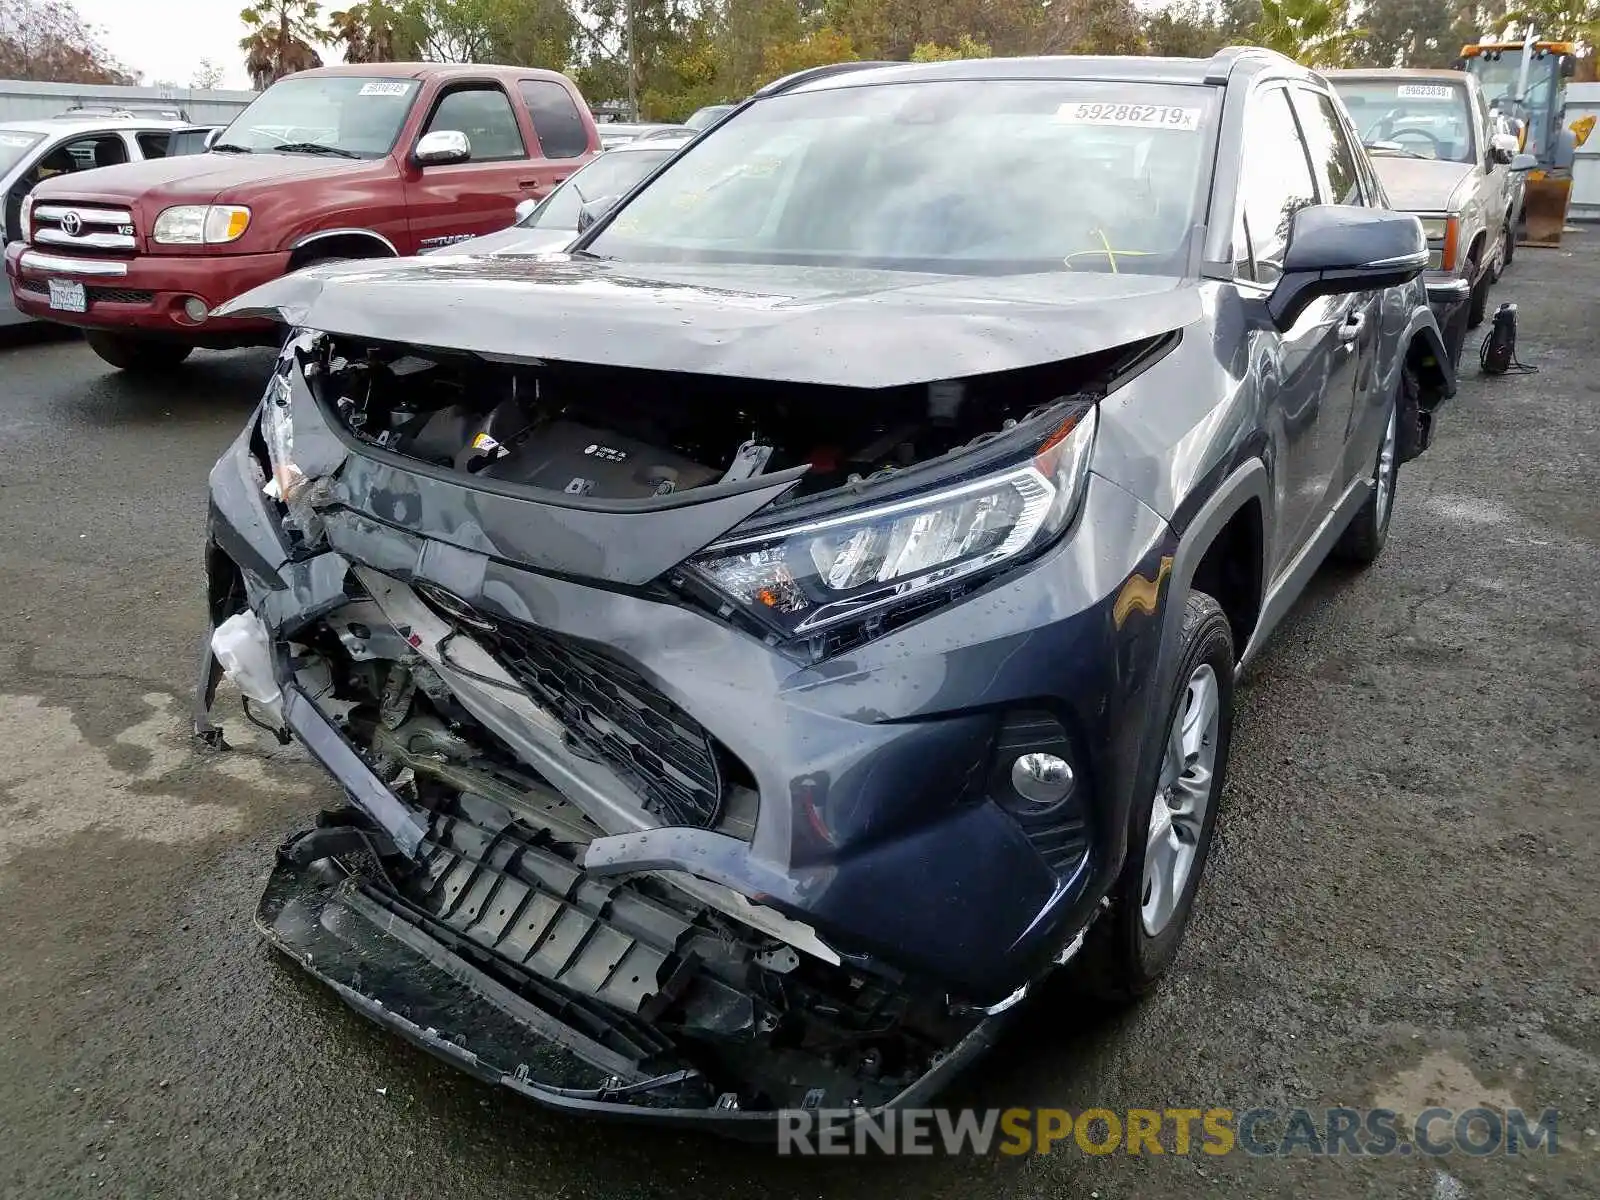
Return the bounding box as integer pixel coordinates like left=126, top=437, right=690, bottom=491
left=240, top=0, right=325, bottom=89
left=327, top=1, right=417, bottom=64
left=1251, top=0, right=1365, bottom=67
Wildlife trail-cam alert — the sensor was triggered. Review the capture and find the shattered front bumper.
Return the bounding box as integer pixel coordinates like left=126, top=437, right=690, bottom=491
left=202, top=387, right=1175, bottom=1121
left=259, top=816, right=1008, bottom=1131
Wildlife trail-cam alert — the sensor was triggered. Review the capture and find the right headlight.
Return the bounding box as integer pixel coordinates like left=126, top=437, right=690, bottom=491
left=687, top=405, right=1097, bottom=638
left=153, top=204, right=252, bottom=245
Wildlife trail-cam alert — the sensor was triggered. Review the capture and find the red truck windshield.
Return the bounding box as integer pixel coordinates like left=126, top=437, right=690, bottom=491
left=217, top=75, right=419, bottom=157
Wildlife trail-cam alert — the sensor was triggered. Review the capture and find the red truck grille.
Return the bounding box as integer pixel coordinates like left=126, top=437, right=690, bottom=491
left=30, top=204, right=137, bottom=256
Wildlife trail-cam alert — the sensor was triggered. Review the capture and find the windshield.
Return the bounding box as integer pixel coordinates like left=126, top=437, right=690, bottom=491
left=218, top=75, right=418, bottom=156
left=588, top=80, right=1215, bottom=276
left=0, top=130, right=44, bottom=178
left=1333, top=80, right=1475, bottom=163
left=525, top=146, right=678, bottom=229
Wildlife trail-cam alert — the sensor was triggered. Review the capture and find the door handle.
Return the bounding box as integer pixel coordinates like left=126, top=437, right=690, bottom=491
left=1338, top=311, right=1366, bottom=344
left=518, top=178, right=542, bottom=191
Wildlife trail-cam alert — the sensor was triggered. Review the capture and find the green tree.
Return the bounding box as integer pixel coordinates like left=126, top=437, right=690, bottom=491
left=909, top=33, right=993, bottom=59
left=328, top=1, right=419, bottom=62
left=763, top=25, right=859, bottom=79
left=1353, top=0, right=1475, bottom=66
left=0, top=0, right=138, bottom=83
left=1038, top=0, right=1149, bottom=54
left=1144, top=0, right=1229, bottom=55
left=240, top=0, right=324, bottom=88
left=1495, top=0, right=1600, bottom=41
left=1250, top=0, right=1363, bottom=65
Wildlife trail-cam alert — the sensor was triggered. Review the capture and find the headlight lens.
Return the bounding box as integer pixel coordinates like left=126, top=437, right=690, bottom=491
left=687, top=405, right=1097, bottom=638
left=19, top=192, right=33, bottom=241
left=153, top=204, right=251, bottom=244
left=259, top=370, right=306, bottom=503
left=1418, top=215, right=1458, bottom=271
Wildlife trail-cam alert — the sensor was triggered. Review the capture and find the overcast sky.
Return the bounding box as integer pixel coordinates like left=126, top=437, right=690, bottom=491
left=75, top=0, right=340, bottom=91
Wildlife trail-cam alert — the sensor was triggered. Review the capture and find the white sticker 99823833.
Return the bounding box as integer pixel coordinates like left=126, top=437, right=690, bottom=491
left=358, top=80, right=411, bottom=97
left=1397, top=84, right=1455, bottom=100
left=1055, top=102, right=1202, bottom=131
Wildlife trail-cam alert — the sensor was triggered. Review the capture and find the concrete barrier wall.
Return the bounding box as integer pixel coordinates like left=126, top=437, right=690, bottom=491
left=0, top=78, right=257, bottom=126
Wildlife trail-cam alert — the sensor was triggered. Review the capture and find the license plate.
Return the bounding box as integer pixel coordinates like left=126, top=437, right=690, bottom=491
left=47, top=280, right=86, bottom=313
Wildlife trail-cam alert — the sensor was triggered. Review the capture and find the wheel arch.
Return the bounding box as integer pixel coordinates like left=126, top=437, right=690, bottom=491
left=287, top=228, right=398, bottom=271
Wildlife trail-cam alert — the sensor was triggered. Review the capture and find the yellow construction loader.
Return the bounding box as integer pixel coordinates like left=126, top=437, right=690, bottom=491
left=1457, top=34, right=1586, bottom=246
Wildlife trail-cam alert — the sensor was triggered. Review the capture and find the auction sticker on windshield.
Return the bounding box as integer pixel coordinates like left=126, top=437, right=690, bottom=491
left=358, top=80, right=411, bottom=97
left=1397, top=84, right=1455, bottom=100
left=1055, top=103, right=1201, bottom=131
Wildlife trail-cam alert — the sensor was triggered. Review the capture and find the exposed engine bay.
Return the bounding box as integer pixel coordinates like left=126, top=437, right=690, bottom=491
left=307, top=333, right=1160, bottom=503
left=255, top=584, right=980, bottom=1114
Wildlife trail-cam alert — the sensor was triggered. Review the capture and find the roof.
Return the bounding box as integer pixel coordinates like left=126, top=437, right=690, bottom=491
left=287, top=62, right=572, bottom=84
left=0, top=116, right=193, bottom=135
left=774, top=48, right=1308, bottom=95
left=1325, top=68, right=1472, bottom=81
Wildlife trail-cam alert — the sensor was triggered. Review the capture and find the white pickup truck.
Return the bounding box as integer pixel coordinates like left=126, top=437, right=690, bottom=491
left=1328, top=68, right=1537, bottom=365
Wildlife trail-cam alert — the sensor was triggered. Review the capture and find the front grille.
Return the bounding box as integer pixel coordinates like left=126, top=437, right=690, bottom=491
left=17, top=278, right=154, bottom=305
left=30, top=203, right=136, bottom=254
left=422, top=596, right=726, bottom=830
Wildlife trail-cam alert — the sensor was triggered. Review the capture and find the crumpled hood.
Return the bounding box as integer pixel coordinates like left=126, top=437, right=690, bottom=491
left=29, top=151, right=387, bottom=207
left=1366, top=156, right=1475, bottom=212
left=218, top=255, right=1201, bottom=388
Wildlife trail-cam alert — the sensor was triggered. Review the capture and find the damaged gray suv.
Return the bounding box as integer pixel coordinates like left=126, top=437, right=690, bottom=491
left=197, top=49, right=1453, bottom=1130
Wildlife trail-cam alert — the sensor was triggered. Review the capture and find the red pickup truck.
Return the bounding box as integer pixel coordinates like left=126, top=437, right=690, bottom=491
left=5, top=63, right=598, bottom=372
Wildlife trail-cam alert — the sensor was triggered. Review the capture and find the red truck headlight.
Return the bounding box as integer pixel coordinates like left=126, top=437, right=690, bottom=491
left=153, top=204, right=252, bottom=245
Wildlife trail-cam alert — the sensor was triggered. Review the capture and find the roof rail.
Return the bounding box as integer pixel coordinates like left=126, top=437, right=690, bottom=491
left=755, top=60, right=900, bottom=98
left=56, top=103, right=191, bottom=121
left=1202, top=45, right=1293, bottom=84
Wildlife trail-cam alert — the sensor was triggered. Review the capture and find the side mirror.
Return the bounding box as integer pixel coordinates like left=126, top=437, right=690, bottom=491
left=1491, top=132, right=1518, bottom=164
left=1269, top=204, right=1427, bottom=329
left=204, top=127, right=222, bottom=150
left=414, top=129, right=470, bottom=166
left=1510, top=152, right=1539, bottom=172
left=575, top=194, right=619, bottom=233
left=513, top=197, right=538, bottom=225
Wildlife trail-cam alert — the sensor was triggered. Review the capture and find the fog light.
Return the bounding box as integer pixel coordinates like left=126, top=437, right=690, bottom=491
left=1011, top=752, right=1074, bottom=806
left=183, top=296, right=209, bottom=323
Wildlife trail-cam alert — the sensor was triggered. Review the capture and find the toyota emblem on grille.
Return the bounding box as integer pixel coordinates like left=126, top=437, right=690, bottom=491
left=415, top=582, right=497, bottom=632
left=59, top=211, right=82, bottom=236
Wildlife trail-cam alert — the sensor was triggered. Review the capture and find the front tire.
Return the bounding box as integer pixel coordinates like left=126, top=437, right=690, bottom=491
left=1502, top=215, right=1516, bottom=268
left=1334, top=384, right=1400, bottom=566
left=1466, top=260, right=1490, bottom=328
left=85, top=331, right=193, bottom=374
left=1081, top=592, right=1234, bottom=1002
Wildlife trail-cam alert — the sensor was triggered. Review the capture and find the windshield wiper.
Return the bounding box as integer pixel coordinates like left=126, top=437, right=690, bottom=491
left=1364, top=141, right=1427, bottom=159
left=210, top=142, right=252, bottom=153
left=271, top=142, right=361, bottom=159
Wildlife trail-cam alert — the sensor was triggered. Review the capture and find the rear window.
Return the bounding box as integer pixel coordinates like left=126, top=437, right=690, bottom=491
left=519, top=80, right=589, bottom=159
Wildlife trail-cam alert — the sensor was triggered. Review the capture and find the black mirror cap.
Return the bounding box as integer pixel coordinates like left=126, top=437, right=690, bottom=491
left=1270, top=204, right=1427, bottom=328
left=1492, top=145, right=1515, bottom=165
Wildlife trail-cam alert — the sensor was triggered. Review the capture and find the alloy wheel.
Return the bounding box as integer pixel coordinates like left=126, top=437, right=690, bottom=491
left=1141, top=662, right=1221, bottom=937
left=1375, top=404, right=1397, bottom=528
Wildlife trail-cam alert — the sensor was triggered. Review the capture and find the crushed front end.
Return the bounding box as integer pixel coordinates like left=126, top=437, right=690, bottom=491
left=199, top=314, right=1177, bottom=1126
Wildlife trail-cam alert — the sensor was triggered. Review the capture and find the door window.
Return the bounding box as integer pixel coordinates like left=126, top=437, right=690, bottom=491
left=137, top=131, right=172, bottom=158
left=424, top=87, right=525, bottom=161
left=1293, top=89, right=1364, bottom=206
left=518, top=80, right=589, bottom=159
left=37, top=134, right=129, bottom=179
left=1234, top=88, right=1318, bottom=284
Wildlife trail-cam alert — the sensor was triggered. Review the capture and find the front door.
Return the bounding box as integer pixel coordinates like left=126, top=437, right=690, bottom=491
left=406, top=82, right=537, bottom=253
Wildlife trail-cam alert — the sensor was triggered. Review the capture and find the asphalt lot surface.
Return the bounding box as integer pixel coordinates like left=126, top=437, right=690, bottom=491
left=2, top=241, right=1597, bottom=1200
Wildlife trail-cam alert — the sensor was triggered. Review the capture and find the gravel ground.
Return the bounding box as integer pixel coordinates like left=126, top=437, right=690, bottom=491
left=0, top=238, right=1595, bottom=1199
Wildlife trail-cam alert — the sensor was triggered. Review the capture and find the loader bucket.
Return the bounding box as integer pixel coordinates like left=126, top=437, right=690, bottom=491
left=1519, top=173, right=1572, bottom=247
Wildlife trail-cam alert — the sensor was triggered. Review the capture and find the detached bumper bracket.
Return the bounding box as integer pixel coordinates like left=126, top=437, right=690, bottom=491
left=281, top=685, right=430, bottom=857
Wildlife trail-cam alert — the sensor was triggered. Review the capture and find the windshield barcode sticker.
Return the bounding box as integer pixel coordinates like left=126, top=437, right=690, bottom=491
left=1055, top=103, right=1201, bottom=130
left=1397, top=84, right=1454, bottom=100
left=358, top=80, right=411, bottom=97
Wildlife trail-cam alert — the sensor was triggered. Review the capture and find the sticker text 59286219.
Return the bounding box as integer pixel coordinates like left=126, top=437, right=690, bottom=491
left=1055, top=103, right=1201, bottom=131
